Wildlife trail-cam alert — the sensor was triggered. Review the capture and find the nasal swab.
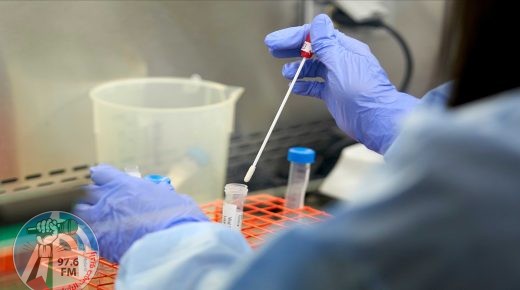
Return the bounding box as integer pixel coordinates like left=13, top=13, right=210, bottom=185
left=244, top=34, right=313, bottom=183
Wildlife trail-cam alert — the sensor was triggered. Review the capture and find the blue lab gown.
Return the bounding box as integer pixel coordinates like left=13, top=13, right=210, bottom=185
left=116, top=84, right=520, bottom=290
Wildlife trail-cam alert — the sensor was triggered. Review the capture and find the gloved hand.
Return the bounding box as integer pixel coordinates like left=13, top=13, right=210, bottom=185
left=74, top=164, right=209, bottom=263
left=265, top=14, right=419, bottom=154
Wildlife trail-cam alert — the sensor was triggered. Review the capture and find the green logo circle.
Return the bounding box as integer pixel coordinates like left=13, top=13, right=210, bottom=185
left=13, top=211, right=99, bottom=289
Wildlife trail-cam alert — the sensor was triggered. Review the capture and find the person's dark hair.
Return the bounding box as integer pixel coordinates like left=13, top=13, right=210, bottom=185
left=438, top=0, right=519, bottom=107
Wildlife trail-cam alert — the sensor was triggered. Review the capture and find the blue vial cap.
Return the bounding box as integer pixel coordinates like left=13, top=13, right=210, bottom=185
left=145, top=174, right=171, bottom=185
left=287, top=147, right=316, bottom=164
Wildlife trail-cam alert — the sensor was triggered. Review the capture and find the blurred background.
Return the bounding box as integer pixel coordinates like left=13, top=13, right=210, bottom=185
left=0, top=0, right=445, bottom=196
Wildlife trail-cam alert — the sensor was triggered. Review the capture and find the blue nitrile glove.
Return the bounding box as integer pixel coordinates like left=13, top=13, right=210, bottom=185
left=265, top=14, right=419, bottom=154
left=74, top=164, right=209, bottom=263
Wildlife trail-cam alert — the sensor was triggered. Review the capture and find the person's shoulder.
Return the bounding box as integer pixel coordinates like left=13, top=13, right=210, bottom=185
left=305, top=90, right=520, bottom=289
left=318, top=87, right=520, bottom=249
left=419, top=81, right=454, bottom=108
left=386, top=87, right=520, bottom=195
left=392, top=88, right=520, bottom=152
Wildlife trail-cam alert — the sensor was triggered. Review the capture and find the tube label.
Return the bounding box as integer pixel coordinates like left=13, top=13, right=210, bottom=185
left=222, top=203, right=243, bottom=230
left=300, top=34, right=313, bottom=58
left=301, top=41, right=312, bottom=53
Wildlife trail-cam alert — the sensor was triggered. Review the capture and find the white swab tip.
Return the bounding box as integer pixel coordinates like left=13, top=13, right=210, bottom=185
left=244, top=166, right=256, bottom=183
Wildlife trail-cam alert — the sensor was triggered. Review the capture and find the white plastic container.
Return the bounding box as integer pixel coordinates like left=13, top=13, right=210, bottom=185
left=90, top=76, right=244, bottom=203
left=319, top=143, right=384, bottom=203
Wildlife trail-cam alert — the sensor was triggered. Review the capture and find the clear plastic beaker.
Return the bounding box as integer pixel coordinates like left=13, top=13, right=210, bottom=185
left=90, top=76, right=244, bottom=203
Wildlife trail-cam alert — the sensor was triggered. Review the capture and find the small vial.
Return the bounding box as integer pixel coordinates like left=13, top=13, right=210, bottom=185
left=222, top=183, right=248, bottom=230
left=168, top=148, right=208, bottom=188
left=285, top=147, right=316, bottom=209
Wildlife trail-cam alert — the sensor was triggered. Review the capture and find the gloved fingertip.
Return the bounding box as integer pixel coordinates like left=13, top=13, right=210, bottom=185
left=79, top=184, right=107, bottom=205
left=264, top=30, right=286, bottom=49
left=313, top=13, right=332, bottom=24
left=264, top=33, right=276, bottom=46
left=292, top=81, right=310, bottom=95
left=292, top=81, right=324, bottom=99
left=90, top=163, right=112, bottom=169
left=264, top=24, right=310, bottom=50
left=282, top=63, right=295, bottom=79
left=72, top=203, right=90, bottom=216
left=90, top=164, right=127, bottom=186
left=310, top=13, right=335, bottom=41
left=89, top=163, right=113, bottom=176
left=83, top=183, right=97, bottom=191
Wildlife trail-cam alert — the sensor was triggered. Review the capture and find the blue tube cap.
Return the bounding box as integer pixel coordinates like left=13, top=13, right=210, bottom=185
left=287, top=147, right=316, bottom=164
left=145, top=174, right=171, bottom=185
